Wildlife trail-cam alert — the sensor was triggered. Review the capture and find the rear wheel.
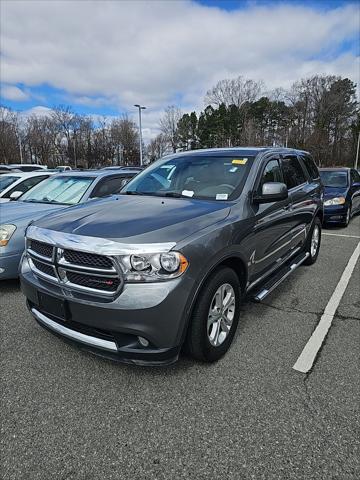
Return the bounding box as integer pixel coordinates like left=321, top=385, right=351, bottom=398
left=303, top=217, right=321, bottom=265
left=185, top=267, right=241, bottom=362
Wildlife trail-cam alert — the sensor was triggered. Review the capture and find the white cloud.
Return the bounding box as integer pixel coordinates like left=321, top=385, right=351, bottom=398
left=20, top=106, right=53, bottom=118
left=1, top=84, right=29, bottom=101
left=1, top=0, right=358, bottom=138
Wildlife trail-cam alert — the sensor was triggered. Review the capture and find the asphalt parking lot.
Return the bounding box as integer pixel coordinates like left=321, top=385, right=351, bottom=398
left=1, top=217, right=359, bottom=480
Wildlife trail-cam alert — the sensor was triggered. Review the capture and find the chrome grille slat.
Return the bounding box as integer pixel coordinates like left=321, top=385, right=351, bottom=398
left=26, top=238, right=123, bottom=296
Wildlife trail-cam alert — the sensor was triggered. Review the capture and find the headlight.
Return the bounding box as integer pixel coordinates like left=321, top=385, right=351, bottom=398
left=0, top=224, right=16, bottom=247
left=119, top=251, right=188, bottom=282
left=324, top=197, right=346, bottom=206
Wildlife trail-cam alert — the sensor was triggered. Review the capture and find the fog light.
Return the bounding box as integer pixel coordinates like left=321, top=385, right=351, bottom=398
left=138, top=336, right=149, bottom=347
left=0, top=267, right=4, bottom=274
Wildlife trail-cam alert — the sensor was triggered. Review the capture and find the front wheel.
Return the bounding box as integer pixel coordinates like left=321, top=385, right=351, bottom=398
left=303, top=217, right=322, bottom=265
left=342, top=205, right=351, bottom=228
left=185, top=267, right=241, bottom=362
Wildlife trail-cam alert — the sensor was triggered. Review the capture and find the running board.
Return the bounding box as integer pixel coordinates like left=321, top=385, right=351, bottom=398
left=251, top=252, right=310, bottom=302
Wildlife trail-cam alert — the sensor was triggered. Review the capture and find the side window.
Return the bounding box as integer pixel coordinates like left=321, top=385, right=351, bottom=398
left=300, top=155, right=319, bottom=181
left=281, top=156, right=307, bottom=189
left=260, top=159, right=283, bottom=188
left=351, top=170, right=360, bottom=184
left=3, top=175, right=49, bottom=198
left=90, top=176, right=133, bottom=198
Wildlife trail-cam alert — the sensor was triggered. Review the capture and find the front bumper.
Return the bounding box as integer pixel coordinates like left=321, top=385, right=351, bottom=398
left=0, top=250, right=22, bottom=280
left=20, top=258, right=193, bottom=365
left=323, top=204, right=348, bottom=224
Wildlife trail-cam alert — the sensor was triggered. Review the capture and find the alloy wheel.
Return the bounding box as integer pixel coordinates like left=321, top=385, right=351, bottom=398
left=207, top=283, right=236, bottom=347
left=310, top=225, right=320, bottom=258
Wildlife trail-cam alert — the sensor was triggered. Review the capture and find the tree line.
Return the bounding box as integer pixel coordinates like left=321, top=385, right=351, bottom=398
left=1, top=74, right=358, bottom=168
left=0, top=106, right=141, bottom=168
left=153, top=75, right=359, bottom=167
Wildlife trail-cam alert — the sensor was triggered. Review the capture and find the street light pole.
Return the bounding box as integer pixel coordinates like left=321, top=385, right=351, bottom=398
left=355, top=130, right=360, bottom=170
left=134, top=104, right=146, bottom=166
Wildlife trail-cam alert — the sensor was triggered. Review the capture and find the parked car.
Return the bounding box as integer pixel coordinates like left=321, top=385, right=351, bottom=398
left=102, top=166, right=143, bottom=173
left=0, top=171, right=55, bottom=203
left=54, top=166, right=72, bottom=172
left=319, top=167, right=360, bottom=226
left=0, top=164, right=48, bottom=172
left=0, top=166, right=22, bottom=174
left=0, top=169, right=138, bottom=279
left=20, top=147, right=323, bottom=365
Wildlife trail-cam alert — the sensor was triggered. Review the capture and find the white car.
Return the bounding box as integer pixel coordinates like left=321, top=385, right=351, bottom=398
left=0, top=171, right=55, bottom=203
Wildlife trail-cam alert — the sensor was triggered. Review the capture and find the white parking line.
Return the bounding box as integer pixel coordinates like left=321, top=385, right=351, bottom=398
left=293, top=241, right=360, bottom=374
left=323, top=232, right=360, bottom=239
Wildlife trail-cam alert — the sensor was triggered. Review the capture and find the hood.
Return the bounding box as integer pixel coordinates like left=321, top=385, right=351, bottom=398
left=0, top=200, right=66, bottom=224
left=323, top=185, right=348, bottom=199
left=34, top=195, right=232, bottom=244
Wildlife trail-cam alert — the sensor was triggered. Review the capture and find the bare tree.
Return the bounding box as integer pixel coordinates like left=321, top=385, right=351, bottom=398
left=146, top=133, right=170, bottom=163
left=205, top=76, right=263, bottom=108
left=0, top=107, right=22, bottom=163
left=159, top=106, right=182, bottom=153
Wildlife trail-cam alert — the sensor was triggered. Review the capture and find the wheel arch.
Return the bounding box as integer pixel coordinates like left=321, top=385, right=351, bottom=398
left=179, top=253, right=248, bottom=346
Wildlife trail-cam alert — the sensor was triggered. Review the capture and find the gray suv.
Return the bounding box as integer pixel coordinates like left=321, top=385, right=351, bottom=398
left=20, top=148, right=323, bottom=365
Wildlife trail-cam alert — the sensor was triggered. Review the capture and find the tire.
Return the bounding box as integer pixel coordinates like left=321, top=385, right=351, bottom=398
left=185, top=267, right=241, bottom=362
left=342, top=205, right=351, bottom=228
left=303, top=217, right=322, bottom=265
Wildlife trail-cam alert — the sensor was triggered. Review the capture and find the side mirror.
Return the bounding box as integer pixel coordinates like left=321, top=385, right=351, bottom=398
left=254, top=182, right=288, bottom=203
left=9, top=190, right=23, bottom=201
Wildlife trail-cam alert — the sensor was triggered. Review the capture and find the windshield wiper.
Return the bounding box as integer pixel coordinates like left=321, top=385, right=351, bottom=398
left=124, top=190, right=148, bottom=195
left=23, top=199, right=68, bottom=205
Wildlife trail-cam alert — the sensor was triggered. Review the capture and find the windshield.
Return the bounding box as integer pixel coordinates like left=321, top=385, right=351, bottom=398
left=20, top=175, right=94, bottom=205
left=0, top=175, right=19, bottom=193
left=122, top=155, right=254, bottom=200
left=320, top=171, right=348, bottom=188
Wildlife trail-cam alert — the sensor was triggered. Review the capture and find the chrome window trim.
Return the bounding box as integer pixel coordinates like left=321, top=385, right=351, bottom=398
left=26, top=225, right=176, bottom=255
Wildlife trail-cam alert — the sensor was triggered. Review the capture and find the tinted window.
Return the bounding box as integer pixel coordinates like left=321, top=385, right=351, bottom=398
left=0, top=175, right=19, bottom=193
left=319, top=171, right=348, bottom=188
left=3, top=175, right=49, bottom=198
left=18, top=166, right=44, bottom=172
left=90, top=175, right=134, bottom=198
left=350, top=170, right=360, bottom=184
left=301, top=155, right=319, bottom=180
left=260, top=159, right=282, bottom=187
left=282, top=156, right=307, bottom=189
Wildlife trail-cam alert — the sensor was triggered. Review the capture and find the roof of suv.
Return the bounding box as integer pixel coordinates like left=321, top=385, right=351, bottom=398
left=164, top=146, right=310, bottom=157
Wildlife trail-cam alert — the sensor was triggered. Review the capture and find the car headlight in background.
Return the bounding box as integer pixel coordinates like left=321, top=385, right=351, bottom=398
left=119, top=251, right=188, bottom=282
left=324, top=197, right=346, bottom=206
left=0, top=224, right=16, bottom=246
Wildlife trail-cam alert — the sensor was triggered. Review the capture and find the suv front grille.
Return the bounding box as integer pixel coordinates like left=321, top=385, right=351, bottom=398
left=66, top=271, right=120, bottom=292
left=26, top=240, right=122, bottom=296
left=32, top=259, right=56, bottom=278
left=63, top=249, right=113, bottom=269
left=30, top=240, right=54, bottom=259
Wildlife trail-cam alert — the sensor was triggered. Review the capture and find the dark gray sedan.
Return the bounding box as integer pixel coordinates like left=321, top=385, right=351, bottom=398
left=0, top=169, right=137, bottom=279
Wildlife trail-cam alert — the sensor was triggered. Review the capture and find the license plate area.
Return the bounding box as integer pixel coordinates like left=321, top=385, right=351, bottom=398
left=38, top=292, right=68, bottom=321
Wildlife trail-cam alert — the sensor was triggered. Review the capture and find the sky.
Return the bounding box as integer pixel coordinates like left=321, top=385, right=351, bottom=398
left=0, top=0, right=359, bottom=141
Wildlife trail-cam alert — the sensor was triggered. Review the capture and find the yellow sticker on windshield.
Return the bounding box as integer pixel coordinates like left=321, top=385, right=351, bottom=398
left=232, top=158, right=248, bottom=165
